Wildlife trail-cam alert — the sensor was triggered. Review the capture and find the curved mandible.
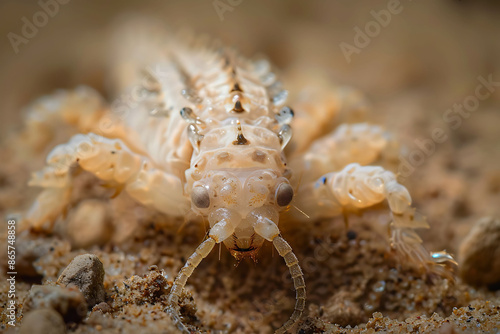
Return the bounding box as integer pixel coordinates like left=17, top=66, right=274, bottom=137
left=166, top=232, right=306, bottom=333
left=272, top=236, right=306, bottom=334
left=166, top=237, right=216, bottom=333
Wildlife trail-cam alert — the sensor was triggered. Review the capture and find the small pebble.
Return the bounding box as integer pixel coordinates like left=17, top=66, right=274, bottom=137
left=459, top=216, right=500, bottom=287
left=57, top=254, right=105, bottom=308
left=19, top=308, right=66, bottom=334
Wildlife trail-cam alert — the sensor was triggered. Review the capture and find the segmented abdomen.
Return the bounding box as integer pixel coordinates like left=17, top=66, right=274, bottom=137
left=117, top=35, right=289, bottom=179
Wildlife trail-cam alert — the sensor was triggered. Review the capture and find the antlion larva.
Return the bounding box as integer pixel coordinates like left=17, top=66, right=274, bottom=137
left=21, top=32, right=456, bottom=333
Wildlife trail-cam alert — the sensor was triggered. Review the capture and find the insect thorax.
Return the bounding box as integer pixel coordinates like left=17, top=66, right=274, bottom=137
left=185, top=117, right=289, bottom=194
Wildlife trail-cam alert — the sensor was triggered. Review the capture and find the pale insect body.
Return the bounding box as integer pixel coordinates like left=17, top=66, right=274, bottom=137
left=20, top=33, right=456, bottom=333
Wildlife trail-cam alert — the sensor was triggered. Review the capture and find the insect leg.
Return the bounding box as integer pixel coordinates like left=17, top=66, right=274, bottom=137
left=24, top=133, right=189, bottom=231
left=295, top=163, right=456, bottom=279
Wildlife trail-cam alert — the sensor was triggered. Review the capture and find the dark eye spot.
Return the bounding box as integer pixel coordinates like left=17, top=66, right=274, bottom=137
left=276, top=183, right=293, bottom=207
left=191, top=186, right=210, bottom=208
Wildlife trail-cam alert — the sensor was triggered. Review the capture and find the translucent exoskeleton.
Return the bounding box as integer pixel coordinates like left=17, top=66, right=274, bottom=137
left=19, top=32, right=456, bottom=333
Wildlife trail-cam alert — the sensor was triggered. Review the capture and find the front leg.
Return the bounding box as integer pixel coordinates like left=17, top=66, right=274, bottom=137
left=24, top=133, right=190, bottom=231
left=294, top=163, right=456, bottom=278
